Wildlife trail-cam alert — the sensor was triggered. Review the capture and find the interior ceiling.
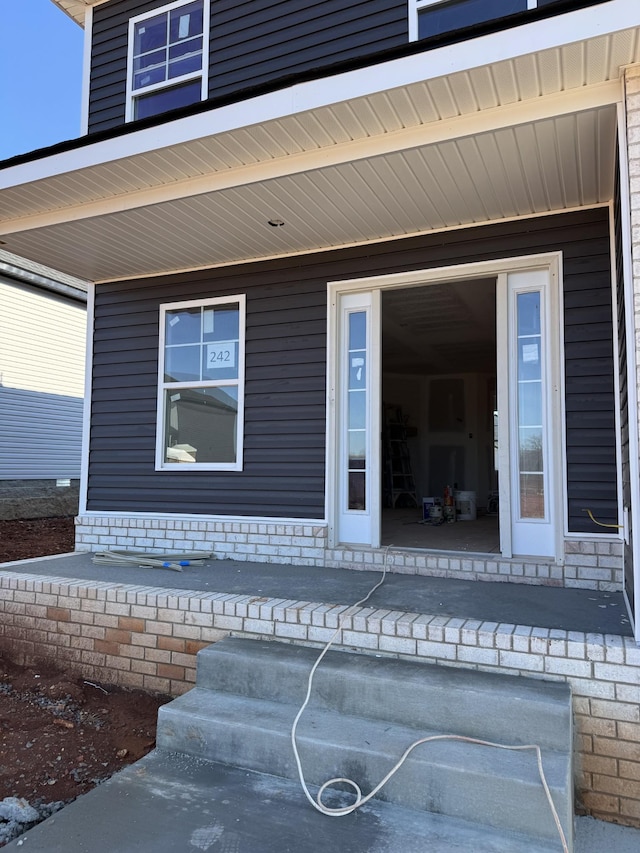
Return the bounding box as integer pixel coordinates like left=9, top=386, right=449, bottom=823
left=1, top=20, right=637, bottom=282
left=383, top=279, right=496, bottom=375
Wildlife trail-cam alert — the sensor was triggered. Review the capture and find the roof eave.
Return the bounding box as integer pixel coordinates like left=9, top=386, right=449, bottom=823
left=49, top=0, right=91, bottom=27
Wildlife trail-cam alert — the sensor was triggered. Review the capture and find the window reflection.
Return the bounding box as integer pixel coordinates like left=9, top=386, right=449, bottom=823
left=347, top=311, right=367, bottom=510
left=516, top=292, right=544, bottom=519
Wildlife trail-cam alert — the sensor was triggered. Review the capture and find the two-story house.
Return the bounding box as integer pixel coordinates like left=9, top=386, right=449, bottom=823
left=1, top=0, right=639, bottom=626
left=2, top=0, right=640, bottom=835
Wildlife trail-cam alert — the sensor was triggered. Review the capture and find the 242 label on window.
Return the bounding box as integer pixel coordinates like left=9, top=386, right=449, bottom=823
left=207, top=343, right=236, bottom=369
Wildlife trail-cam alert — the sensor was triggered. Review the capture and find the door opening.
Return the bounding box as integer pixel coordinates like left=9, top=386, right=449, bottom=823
left=380, top=278, right=499, bottom=553
left=330, top=255, right=560, bottom=559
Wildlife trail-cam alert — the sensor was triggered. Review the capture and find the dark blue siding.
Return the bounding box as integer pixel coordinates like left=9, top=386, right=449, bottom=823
left=88, top=0, right=406, bottom=133
left=88, top=208, right=617, bottom=527
left=88, top=0, right=609, bottom=135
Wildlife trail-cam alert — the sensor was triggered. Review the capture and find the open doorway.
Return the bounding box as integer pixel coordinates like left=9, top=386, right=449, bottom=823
left=381, top=278, right=499, bottom=553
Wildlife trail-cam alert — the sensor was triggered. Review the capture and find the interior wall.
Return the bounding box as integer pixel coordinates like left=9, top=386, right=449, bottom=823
left=382, top=371, right=496, bottom=510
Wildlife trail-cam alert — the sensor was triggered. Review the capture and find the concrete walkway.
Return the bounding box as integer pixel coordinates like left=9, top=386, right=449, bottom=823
left=3, top=750, right=639, bottom=852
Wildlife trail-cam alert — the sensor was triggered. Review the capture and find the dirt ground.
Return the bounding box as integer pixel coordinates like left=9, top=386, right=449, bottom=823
left=0, top=518, right=169, bottom=846
left=0, top=516, right=76, bottom=564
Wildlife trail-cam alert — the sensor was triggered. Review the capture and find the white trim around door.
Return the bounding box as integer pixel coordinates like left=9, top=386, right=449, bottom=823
left=327, top=253, right=564, bottom=561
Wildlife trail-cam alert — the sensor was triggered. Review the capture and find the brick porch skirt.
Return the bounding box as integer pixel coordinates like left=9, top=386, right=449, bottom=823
left=0, top=568, right=638, bottom=828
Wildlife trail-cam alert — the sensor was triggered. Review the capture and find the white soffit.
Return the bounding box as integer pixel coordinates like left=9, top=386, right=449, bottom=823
left=51, top=0, right=90, bottom=26
left=2, top=27, right=636, bottom=220
left=2, top=105, right=617, bottom=282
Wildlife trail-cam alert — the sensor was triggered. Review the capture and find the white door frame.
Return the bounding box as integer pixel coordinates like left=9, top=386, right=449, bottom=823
left=329, top=289, right=382, bottom=546
left=327, top=252, right=564, bottom=561
left=505, top=267, right=560, bottom=558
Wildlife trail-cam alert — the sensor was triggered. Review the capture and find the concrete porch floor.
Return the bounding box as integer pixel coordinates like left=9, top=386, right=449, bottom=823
left=3, top=549, right=632, bottom=636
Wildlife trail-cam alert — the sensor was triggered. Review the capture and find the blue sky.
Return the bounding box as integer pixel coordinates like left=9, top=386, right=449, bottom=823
left=0, top=1, right=84, bottom=161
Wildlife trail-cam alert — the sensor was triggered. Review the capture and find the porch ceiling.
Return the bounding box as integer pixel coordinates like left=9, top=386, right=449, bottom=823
left=0, top=22, right=637, bottom=282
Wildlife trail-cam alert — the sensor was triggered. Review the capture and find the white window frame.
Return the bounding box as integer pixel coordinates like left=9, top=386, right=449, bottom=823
left=156, top=294, right=246, bottom=472
left=409, top=0, right=538, bottom=42
left=125, top=0, right=210, bottom=122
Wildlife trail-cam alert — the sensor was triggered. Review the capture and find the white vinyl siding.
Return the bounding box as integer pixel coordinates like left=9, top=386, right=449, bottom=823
left=0, top=279, right=85, bottom=398
left=0, top=277, right=86, bottom=479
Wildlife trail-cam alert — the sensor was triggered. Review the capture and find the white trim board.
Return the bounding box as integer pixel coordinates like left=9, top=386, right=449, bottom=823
left=617, top=90, right=640, bottom=642
left=78, top=281, right=95, bottom=515
left=78, top=511, right=328, bottom=525
left=79, top=5, right=93, bottom=136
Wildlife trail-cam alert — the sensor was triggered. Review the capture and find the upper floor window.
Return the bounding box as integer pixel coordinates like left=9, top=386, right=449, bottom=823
left=409, top=0, right=536, bottom=42
left=126, top=0, right=209, bottom=121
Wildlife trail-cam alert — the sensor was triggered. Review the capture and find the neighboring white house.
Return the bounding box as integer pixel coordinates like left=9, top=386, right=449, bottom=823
left=0, top=249, right=87, bottom=519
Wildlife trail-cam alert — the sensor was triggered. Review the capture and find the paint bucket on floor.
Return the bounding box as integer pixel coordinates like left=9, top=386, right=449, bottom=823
left=455, top=490, right=476, bottom=521
left=443, top=504, right=456, bottom=524
left=428, top=505, right=443, bottom=525
left=422, top=497, right=439, bottom=521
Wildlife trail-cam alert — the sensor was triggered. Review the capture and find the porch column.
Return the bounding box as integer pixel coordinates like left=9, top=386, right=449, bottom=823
left=627, top=66, right=640, bottom=437
left=624, top=64, right=640, bottom=643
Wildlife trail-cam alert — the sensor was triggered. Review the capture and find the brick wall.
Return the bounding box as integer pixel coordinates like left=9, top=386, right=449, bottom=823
left=0, top=569, right=638, bottom=827
left=0, top=573, right=225, bottom=695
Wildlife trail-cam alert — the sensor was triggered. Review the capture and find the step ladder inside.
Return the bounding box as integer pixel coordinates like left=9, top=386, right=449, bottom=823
left=383, top=403, right=418, bottom=509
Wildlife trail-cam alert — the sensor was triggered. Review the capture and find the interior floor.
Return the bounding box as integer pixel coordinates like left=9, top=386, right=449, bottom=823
left=381, top=507, right=499, bottom=553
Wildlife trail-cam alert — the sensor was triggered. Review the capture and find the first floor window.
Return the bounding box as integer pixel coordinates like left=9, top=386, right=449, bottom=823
left=156, top=295, right=245, bottom=470
left=127, top=0, right=209, bottom=121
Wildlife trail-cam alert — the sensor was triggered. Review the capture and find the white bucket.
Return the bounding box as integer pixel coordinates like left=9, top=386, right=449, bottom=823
left=455, top=490, right=476, bottom=521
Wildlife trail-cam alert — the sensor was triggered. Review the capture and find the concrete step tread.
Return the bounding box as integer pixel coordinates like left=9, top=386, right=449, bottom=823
left=196, top=638, right=572, bottom=749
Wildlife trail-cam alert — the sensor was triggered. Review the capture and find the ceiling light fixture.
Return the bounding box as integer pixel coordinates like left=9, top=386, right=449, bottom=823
left=268, top=218, right=285, bottom=227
